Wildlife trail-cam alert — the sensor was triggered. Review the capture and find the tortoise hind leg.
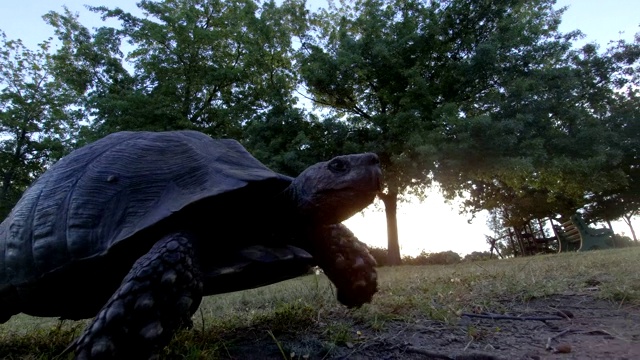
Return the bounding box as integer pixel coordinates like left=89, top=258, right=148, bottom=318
left=72, top=233, right=203, bottom=360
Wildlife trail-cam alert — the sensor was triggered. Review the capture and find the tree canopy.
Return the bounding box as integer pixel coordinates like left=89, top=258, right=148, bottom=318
left=0, top=32, right=82, bottom=219
left=45, top=0, right=308, bottom=140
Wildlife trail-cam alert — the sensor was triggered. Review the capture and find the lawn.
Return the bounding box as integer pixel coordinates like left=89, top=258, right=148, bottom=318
left=2, top=247, right=639, bottom=359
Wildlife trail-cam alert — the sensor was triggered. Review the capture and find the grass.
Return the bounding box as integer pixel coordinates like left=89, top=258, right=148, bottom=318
left=1, top=247, right=639, bottom=359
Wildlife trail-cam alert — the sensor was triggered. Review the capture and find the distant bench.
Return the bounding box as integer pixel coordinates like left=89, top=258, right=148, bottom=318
left=554, top=214, right=615, bottom=252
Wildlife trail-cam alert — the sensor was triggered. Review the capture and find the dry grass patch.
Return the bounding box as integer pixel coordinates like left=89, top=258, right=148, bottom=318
left=1, top=247, right=638, bottom=359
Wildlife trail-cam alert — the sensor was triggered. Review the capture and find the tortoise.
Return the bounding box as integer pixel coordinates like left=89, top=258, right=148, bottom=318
left=0, top=130, right=381, bottom=359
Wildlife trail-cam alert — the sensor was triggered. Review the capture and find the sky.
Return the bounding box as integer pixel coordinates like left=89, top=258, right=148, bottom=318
left=0, top=1, right=638, bottom=256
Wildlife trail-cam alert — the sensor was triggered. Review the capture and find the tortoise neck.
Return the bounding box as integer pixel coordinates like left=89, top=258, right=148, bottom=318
left=277, top=184, right=312, bottom=222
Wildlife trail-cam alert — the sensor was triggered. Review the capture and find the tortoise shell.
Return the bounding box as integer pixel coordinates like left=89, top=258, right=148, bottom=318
left=0, top=131, right=291, bottom=286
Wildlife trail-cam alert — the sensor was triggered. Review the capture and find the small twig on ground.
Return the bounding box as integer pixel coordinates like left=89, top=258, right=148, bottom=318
left=320, top=343, right=335, bottom=360
left=617, top=293, right=628, bottom=310
left=545, top=328, right=616, bottom=354
left=199, top=308, right=206, bottom=333
left=544, top=327, right=574, bottom=353
left=405, top=346, right=504, bottom=360
left=472, top=262, right=488, bottom=272
left=343, top=330, right=405, bottom=359
left=546, top=327, right=574, bottom=350
left=267, top=330, right=288, bottom=360
left=222, top=342, right=232, bottom=359
left=582, top=329, right=614, bottom=337
left=463, top=338, right=474, bottom=351
left=461, top=313, right=565, bottom=321
left=405, top=346, right=454, bottom=359
left=578, top=329, right=619, bottom=339
left=546, top=306, right=574, bottom=320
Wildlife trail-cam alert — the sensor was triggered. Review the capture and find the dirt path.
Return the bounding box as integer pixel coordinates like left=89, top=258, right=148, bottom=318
left=329, top=294, right=640, bottom=360
left=2, top=294, right=638, bottom=359
left=224, top=294, right=640, bottom=359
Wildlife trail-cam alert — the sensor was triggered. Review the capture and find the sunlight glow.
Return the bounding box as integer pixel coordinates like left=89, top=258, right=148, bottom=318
left=345, top=189, right=639, bottom=257
left=344, top=190, right=490, bottom=257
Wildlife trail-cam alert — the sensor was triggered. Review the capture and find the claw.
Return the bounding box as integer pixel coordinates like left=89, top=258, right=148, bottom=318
left=353, top=280, right=367, bottom=288
left=140, top=321, right=163, bottom=340
left=90, top=337, right=115, bottom=358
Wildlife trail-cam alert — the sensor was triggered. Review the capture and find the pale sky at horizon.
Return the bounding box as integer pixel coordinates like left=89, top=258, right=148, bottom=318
left=0, top=0, right=638, bottom=256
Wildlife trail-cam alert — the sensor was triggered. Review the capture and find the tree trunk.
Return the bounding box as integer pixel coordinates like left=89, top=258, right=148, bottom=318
left=379, top=190, right=401, bottom=266
left=507, top=229, right=518, bottom=257
left=623, top=213, right=638, bottom=243
left=605, top=219, right=616, bottom=247
left=0, top=128, right=27, bottom=208
left=487, top=236, right=503, bottom=259
left=0, top=172, right=12, bottom=201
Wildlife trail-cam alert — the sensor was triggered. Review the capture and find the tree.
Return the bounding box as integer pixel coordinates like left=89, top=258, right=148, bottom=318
left=583, top=35, right=640, bottom=242
left=43, top=8, right=133, bottom=145
left=584, top=92, right=640, bottom=241
left=0, top=32, right=82, bottom=220
left=243, top=109, right=364, bottom=176
left=434, top=26, right=632, bottom=236
left=299, top=0, right=588, bottom=264
left=46, top=0, right=309, bottom=140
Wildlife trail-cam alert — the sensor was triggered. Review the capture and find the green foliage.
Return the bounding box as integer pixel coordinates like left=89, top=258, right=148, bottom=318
left=463, top=251, right=494, bottom=262
left=243, top=110, right=365, bottom=176
left=368, top=247, right=467, bottom=266
left=298, top=0, right=619, bottom=264
left=300, top=0, right=444, bottom=193
left=242, top=106, right=317, bottom=176
left=435, top=31, right=627, bottom=217
left=45, top=0, right=309, bottom=140
left=403, top=250, right=462, bottom=266
left=611, top=234, right=637, bottom=248
left=252, top=301, right=316, bottom=334
left=0, top=320, right=81, bottom=358
left=0, top=32, right=82, bottom=220
left=430, top=9, right=640, bottom=231
left=581, top=37, right=640, bottom=240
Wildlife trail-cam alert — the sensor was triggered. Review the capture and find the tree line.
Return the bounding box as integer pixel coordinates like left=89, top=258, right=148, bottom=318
left=1, top=0, right=638, bottom=264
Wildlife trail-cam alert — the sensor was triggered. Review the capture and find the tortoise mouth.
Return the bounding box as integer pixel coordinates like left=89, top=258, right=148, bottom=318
left=308, top=187, right=377, bottom=223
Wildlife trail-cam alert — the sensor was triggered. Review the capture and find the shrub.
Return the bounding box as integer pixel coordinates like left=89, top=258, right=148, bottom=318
left=403, top=251, right=462, bottom=266
left=463, top=251, right=494, bottom=262
left=368, top=246, right=390, bottom=266
left=368, top=247, right=465, bottom=266
left=612, top=234, right=637, bottom=248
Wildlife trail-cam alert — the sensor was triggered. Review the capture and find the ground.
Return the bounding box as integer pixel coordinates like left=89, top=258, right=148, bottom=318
left=342, top=294, right=639, bottom=360
left=2, top=248, right=640, bottom=359
left=216, top=294, right=640, bottom=360
left=2, top=294, right=638, bottom=359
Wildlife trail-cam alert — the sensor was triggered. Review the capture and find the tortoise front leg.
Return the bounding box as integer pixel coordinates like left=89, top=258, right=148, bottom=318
left=71, top=233, right=203, bottom=359
left=311, top=224, right=378, bottom=308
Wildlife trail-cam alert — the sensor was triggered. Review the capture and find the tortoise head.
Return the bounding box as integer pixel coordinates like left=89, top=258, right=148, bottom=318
left=288, top=153, right=381, bottom=224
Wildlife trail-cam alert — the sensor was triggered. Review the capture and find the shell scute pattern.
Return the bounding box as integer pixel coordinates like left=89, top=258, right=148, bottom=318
left=0, top=131, right=280, bottom=285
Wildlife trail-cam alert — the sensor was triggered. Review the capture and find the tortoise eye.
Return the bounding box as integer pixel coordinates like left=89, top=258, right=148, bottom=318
left=328, top=158, right=350, bottom=173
